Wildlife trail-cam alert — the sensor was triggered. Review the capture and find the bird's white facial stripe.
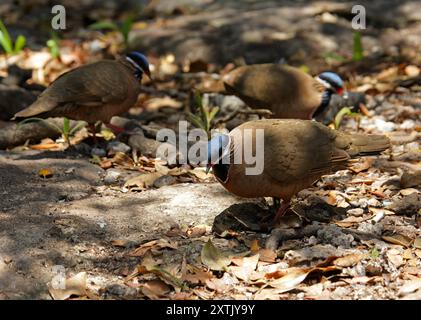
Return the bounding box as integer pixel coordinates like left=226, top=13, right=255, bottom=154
left=315, top=76, right=333, bottom=90
left=126, top=56, right=143, bottom=72
left=211, top=135, right=231, bottom=164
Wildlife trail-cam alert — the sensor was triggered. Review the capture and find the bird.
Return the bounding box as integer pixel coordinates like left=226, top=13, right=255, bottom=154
left=206, top=119, right=390, bottom=223
left=203, top=63, right=345, bottom=120
left=12, top=51, right=151, bottom=136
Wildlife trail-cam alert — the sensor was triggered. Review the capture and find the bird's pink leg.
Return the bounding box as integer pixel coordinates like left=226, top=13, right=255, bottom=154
left=273, top=200, right=291, bottom=224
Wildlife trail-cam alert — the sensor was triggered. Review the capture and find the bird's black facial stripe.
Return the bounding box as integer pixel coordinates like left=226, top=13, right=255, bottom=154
left=313, top=90, right=333, bottom=118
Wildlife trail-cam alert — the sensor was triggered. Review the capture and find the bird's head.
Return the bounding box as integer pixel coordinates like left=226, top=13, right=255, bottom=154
left=126, top=51, right=151, bottom=80
left=316, top=72, right=345, bottom=95
left=206, top=133, right=230, bottom=174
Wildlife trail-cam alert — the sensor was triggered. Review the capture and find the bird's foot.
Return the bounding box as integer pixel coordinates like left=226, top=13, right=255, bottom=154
left=273, top=201, right=291, bottom=225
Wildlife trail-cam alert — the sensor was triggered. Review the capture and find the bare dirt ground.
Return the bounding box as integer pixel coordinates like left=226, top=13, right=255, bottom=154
left=0, top=0, right=420, bottom=299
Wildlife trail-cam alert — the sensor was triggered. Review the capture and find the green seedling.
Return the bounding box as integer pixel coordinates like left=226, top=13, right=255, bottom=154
left=334, top=107, right=359, bottom=129
left=187, top=91, right=219, bottom=138
left=0, top=19, right=26, bottom=55
left=17, top=117, right=86, bottom=146
left=352, top=31, right=363, bottom=61
left=47, top=31, right=61, bottom=59
left=89, top=15, right=134, bottom=48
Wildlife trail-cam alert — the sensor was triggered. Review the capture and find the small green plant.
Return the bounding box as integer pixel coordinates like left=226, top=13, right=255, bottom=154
left=369, top=247, right=380, bottom=259
left=334, top=107, right=359, bottom=129
left=17, top=117, right=86, bottom=146
left=352, top=31, right=363, bottom=61
left=323, top=52, right=347, bottom=64
left=0, top=19, right=26, bottom=55
left=89, top=15, right=134, bottom=48
left=187, top=91, right=219, bottom=138
left=47, top=31, right=61, bottom=59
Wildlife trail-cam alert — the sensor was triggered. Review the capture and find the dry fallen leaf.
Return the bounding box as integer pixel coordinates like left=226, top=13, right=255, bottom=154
left=413, top=237, right=421, bottom=249
left=258, top=249, right=277, bottom=263
left=229, top=254, right=260, bottom=281
left=38, top=168, right=53, bottom=178
left=144, top=97, right=183, bottom=111
left=130, top=239, right=178, bottom=257
left=249, top=239, right=260, bottom=254
left=141, top=279, right=171, bottom=300
left=124, top=172, right=163, bottom=190
left=186, top=225, right=209, bottom=238
left=267, top=268, right=310, bottom=293
left=201, top=239, right=231, bottom=271
left=349, top=158, right=374, bottom=173
left=111, top=239, right=131, bottom=247
left=189, top=168, right=212, bottom=181
left=398, top=279, right=421, bottom=297
left=182, top=267, right=213, bottom=285
left=404, top=65, right=420, bottom=77
left=48, top=272, right=87, bottom=300
left=386, top=249, right=405, bottom=268
left=382, top=234, right=412, bottom=247
left=333, top=253, right=366, bottom=267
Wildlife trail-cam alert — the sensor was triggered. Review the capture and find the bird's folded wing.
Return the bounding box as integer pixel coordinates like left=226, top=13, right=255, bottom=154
left=265, top=121, right=349, bottom=183
left=49, top=61, right=129, bottom=107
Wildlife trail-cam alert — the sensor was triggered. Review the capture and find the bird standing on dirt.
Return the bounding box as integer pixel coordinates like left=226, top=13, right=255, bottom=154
left=13, top=52, right=151, bottom=135
left=207, top=119, right=390, bottom=223
left=203, top=64, right=345, bottom=120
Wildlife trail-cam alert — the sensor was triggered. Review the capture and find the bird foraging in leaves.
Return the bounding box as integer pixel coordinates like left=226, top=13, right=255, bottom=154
left=206, top=64, right=345, bottom=120
left=207, top=119, right=390, bottom=223
left=13, top=51, right=151, bottom=136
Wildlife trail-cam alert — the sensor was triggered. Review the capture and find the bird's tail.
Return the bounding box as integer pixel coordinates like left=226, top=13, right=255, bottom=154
left=11, top=98, right=55, bottom=120
left=344, top=133, right=390, bottom=157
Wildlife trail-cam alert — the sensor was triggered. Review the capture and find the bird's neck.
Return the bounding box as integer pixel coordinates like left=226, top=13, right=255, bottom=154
left=313, top=90, right=333, bottom=118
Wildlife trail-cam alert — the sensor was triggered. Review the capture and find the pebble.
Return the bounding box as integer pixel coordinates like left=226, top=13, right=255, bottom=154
left=347, top=208, right=364, bottom=217
left=317, top=225, right=354, bottom=248
left=91, top=147, right=106, bottom=157
left=153, top=175, right=177, bottom=188
left=107, top=141, right=131, bottom=154
left=104, top=169, right=121, bottom=185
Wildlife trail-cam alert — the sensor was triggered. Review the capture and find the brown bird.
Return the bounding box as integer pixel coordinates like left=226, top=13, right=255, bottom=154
left=206, top=119, right=390, bottom=222
left=13, top=52, right=151, bottom=135
left=205, top=64, right=345, bottom=120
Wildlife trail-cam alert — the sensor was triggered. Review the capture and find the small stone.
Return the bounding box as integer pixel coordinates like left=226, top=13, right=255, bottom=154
left=74, top=142, right=91, bottom=155
left=153, top=175, right=177, bottom=188
left=357, top=222, right=382, bottom=236
left=105, top=284, right=129, bottom=296
left=347, top=208, right=364, bottom=217
left=367, top=198, right=381, bottom=207
left=91, top=147, right=106, bottom=157
left=104, top=169, right=121, bottom=185
left=388, top=193, right=420, bottom=216
left=107, top=141, right=131, bottom=155
left=317, top=225, right=354, bottom=248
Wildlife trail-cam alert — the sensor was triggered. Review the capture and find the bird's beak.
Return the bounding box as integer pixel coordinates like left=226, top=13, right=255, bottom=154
left=205, top=164, right=212, bottom=174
